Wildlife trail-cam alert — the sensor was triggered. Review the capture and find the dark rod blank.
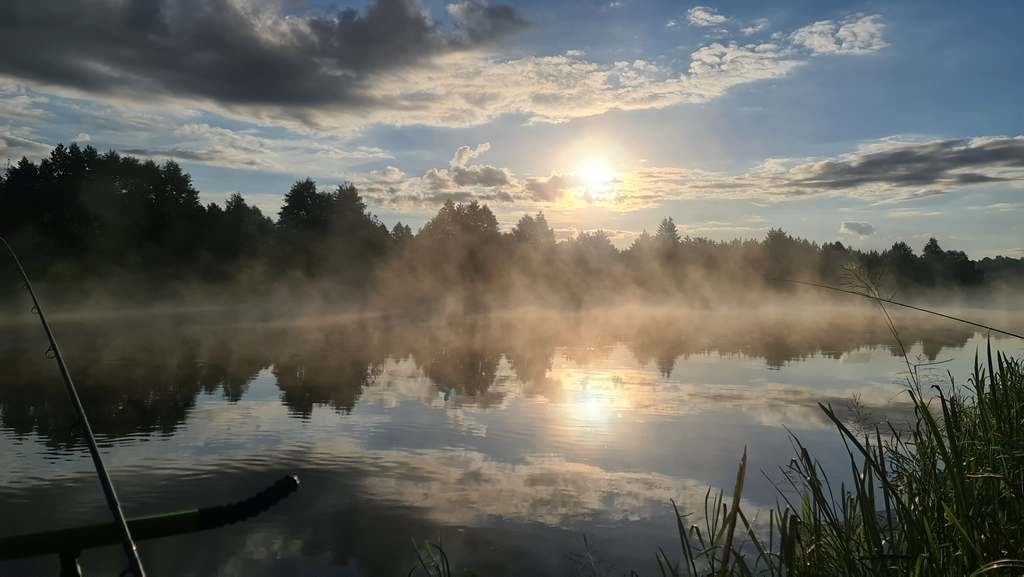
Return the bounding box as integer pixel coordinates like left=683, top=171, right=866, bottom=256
left=1, top=236, right=147, bottom=577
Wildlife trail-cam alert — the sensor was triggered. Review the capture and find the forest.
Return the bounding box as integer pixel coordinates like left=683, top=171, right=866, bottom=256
left=2, top=144, right=1020, bottom=309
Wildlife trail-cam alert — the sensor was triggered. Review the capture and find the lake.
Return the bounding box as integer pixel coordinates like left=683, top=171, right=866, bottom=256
left=1, top=305, right=1021, bottom=576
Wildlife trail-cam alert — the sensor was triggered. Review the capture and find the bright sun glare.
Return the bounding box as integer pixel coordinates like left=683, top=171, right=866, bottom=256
left=579, top=163, right=613, bottom=187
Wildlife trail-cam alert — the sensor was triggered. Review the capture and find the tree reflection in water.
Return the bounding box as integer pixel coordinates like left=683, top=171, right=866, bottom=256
left=0, top=307, right=986, bottom=446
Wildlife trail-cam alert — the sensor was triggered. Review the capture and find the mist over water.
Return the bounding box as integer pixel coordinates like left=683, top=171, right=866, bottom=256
left=2, top=304, right=1021, bottom=576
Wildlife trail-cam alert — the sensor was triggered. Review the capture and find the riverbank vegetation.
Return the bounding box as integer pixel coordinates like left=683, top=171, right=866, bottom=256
left=650, top=343, right=1024, bottom=577
left=2, top=145, right=1023, bottom=310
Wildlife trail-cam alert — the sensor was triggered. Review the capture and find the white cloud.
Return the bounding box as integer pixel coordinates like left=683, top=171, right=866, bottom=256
left=118, top=122, right=392, bottom=175
left=840, top=221, right=876, bottom=236
left=356, top=40, right=809, bottom=130
left=968, top=202, right=1020, bottom=212
left=0, top=80, right=49, bottom=120
left=687, top=6, right=729, bottom=27
left=0, top=126, right=52, bottom=160
left=790, top=15, right=887, bottom=55
left=451, top=142, right=491, bottom=168
left=742, top=18, right=770, bottom=36
left=886, top=209, right=943, bottom=218
left=354, top=447, right=772, bottom=528
left=347, top=14, right=884, bottom=131
left=73, top=132, right=91, bottom=142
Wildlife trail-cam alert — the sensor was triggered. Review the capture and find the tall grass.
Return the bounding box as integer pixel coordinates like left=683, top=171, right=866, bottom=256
left=656, top=342, right=1024, bottom=577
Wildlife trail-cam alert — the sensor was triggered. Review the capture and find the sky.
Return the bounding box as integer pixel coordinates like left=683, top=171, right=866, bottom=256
left=1, top=0, right=1022, bottom=258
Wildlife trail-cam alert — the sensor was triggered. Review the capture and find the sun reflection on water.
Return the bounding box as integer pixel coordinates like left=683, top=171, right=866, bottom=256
left=559, top=369, right=632, bottom=425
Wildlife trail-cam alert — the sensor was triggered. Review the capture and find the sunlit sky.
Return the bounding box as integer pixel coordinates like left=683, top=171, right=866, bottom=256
left=2, top=0, right=1022, bottom=257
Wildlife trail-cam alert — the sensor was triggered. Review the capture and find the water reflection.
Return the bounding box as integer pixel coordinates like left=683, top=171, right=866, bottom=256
left=0, top=308, right=1003, bottom=446
left=1, top=307, right=1021, bottom=576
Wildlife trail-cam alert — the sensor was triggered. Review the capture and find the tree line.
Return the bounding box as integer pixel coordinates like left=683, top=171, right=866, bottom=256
left=1, top=144, right=1020, bottom=308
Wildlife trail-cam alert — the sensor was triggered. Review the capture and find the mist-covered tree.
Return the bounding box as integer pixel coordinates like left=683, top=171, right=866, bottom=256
left=391, top=222, right=414, bottom=247
left=920, top=238, right=983, bottom=286
left=276, top=179, right=389, bottom=283
left=278, top=178, right=329, bottom=233
left=418, top=199, right=500, bottom=243
left=511, top=211, right=556, bottom=247
left=2, top=144, right=1017, bottom=308
left=655, top=217, right=681, bottom=249
left=201, top=193, right=274, bottom=274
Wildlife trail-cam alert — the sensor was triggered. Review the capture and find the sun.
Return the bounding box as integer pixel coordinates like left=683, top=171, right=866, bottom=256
left=578, top=163, right=613, bottom=188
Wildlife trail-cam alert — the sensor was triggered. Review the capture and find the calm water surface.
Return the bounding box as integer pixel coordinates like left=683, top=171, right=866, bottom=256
left=1, top=307, right=1021, bottom=576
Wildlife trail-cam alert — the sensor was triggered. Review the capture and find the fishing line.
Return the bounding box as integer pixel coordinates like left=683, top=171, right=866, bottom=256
left=768, top=277, right=1024, bottom=341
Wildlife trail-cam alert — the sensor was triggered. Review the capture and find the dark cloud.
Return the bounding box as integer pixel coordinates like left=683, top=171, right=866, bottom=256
left=121, top=147, right=269, bottom=169
left=791, top=137, right=1024, bottom=190
left=525, top=173, right=570, bottom=201
left=421, top=165, right=512, bottom=191
left=451, top=164, right=512, bottom=187
left=122, top=148, right=208, bottom=162
left=840, top=221, right=875, bottom=236
left=0, top=0, right=525, bottom=109
left=448, top=0, right=527, bottom=42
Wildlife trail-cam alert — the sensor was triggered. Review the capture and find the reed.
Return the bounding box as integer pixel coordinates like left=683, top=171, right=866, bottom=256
left=656, top=341, right=1024, bottom=577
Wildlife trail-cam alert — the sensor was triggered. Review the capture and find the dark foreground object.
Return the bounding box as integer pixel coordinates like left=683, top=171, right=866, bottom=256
left=0, top=474, right=300, bottom=575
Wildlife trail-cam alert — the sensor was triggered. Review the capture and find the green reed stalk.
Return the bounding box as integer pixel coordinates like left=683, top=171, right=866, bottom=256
left=656, top=349, right=1024, bottom=577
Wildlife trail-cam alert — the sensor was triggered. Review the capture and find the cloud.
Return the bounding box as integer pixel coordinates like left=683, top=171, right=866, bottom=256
left=0, top=8, right=887, bottom=134
left=783, top=137, right=1024, bottom=195
left=439, top=142, right=514, bottom=188
left=968, top=202, right=1020, bottom=212
left=353, top=134, right=1024, bottom=211
left=0, top=80, right=49, bottom=120
left=840, top=221, right=875, bottom=236
left=450, top=143, right=491, bottom=168
left=447, top=0, right=527, bottom=42
left=357, top=449, right=725, bottom=527
left=886, top=209, right=943, bottom=218
left=395, top=14, right=882, bottom=128
left=620, top=135, right=1024, bottom=206
left=987, top=248, right=1024, bottom=258
left=360, top=32, right=829, bottom=129
left=357, top=146, right=624, bottom=207
left=687, top=6, right=729, bottom=27
left=790, top=15, right=887, bottom=55
left=525, top=173, right=573, bottom=201
left=115, top=122, right=391, bottom=174
left=678, top=221, right=767, bottom=237
left=0, top=127, right=52, bottom=160
left=742, top=18, right=770, bottom=36
left=358, top=143, right=522, bottom=204
left=0, top=0, right=525, bottom=112
left=451, top=164, right=513, bottom=188
left=73, top=132, right=91, bottom=142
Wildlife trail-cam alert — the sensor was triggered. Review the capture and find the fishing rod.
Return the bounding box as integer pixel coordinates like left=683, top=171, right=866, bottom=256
left=1, top=236, right=146, bottom=577
left=768, top=277, right=1024, bottom=341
